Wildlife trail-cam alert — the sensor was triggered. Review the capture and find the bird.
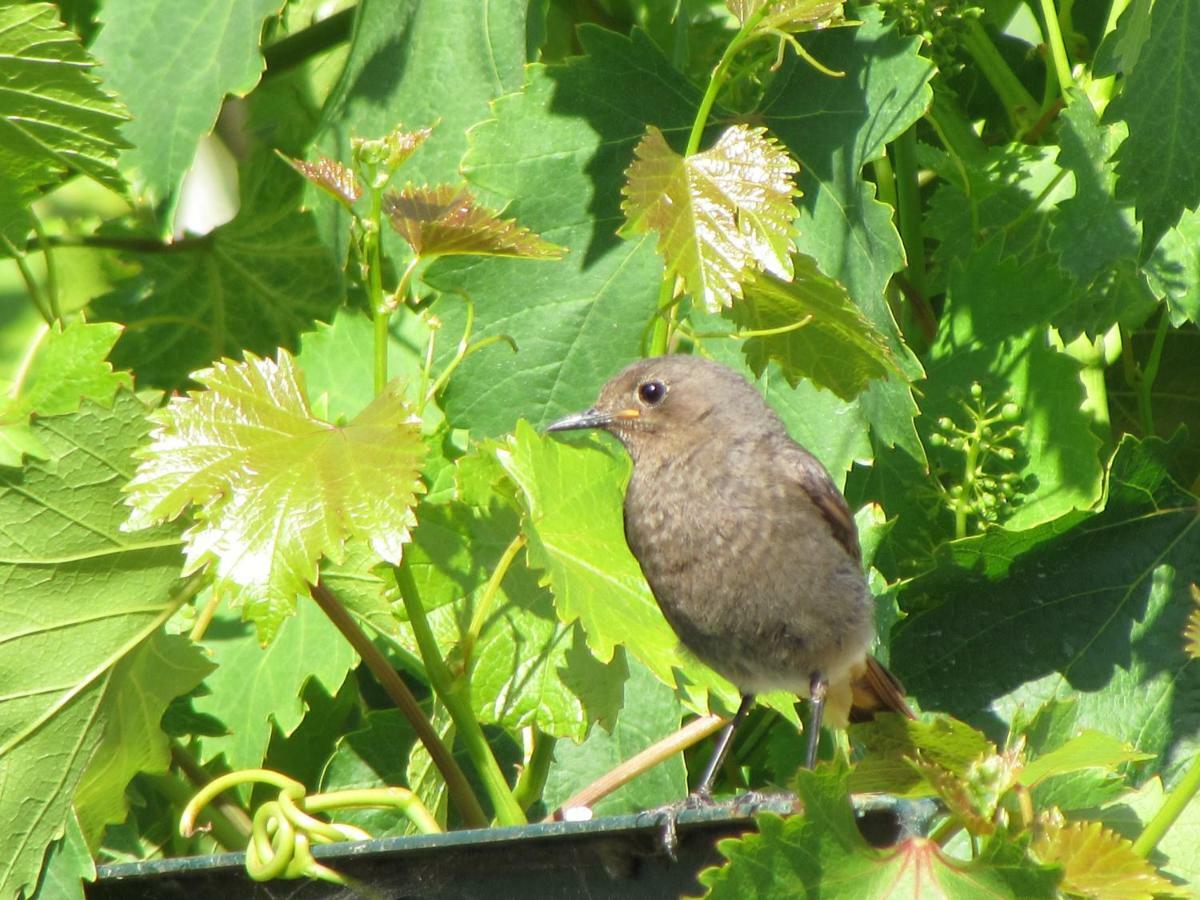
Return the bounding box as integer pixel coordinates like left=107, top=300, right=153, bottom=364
left=547, top=354, right=913, bottom=800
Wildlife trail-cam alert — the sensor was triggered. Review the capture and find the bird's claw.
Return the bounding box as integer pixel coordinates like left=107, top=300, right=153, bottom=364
left=640, top=788, right=716, bottom=861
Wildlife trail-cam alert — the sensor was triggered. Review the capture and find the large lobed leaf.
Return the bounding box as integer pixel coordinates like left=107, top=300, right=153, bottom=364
left=90, top=160, right=345, bottom=390
left=89, top=0, right=283, bottom=215
left=123, top=350, right=426, bottom=642
left=0, top=393, right=205, bottom=899
left=698, top=767, right=1061, bottom=898
left=891, top=435, right=1200, bottom=764
left=621, top=123, right=799, bottom=311
left=0, top=2, right=129, bottom=247
left=727, top=255, right=900, bottom=399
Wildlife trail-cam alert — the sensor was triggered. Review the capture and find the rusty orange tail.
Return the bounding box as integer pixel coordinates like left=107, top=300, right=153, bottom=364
left=849, top=654, right=915, bottom=722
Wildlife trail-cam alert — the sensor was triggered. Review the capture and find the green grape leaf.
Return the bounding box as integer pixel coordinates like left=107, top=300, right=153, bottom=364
left=498, top=421, right=738, bottom=713
left=192, top=602, right=357, bottom=777
left=425, top=26, right=701, bottom=437
left=727, top=256, right=900, bottom=399
left=1033, top=819, right=1182, bottom=899
left=850, top=714, right=993, bottom=797
left=0, top=320, right=132, bottom=466
left=123, top=351, right=426, bottom=643
left=1187, top=584, right=1200, bottom=659
left=1019, top=731, right=1154, bottom=788
left=1105, top=0, right=1200, bottom=251
left=698, top=767, right=1061, bottom=898
left=0, top=2, right=129, bottom=248
left=90, top=160, right=345, bottom=389
left=0, top=393, right=189, bottom=900
left=384, top=185, right=566, bottom=259
left=621, top=124, right=799, bottom=311
left=892, top=435, right=1200, bottom=767
left=90, top=0, right=281, bottom=215
left=1101, top=777, right=1200, bottom=888
left=727, top=0, right=845, bottom=32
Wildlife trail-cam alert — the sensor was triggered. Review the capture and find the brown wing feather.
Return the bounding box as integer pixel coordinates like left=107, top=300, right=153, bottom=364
left=849, top=654, right=916, bottom=722
left=789, top=450, right=862, bottom=565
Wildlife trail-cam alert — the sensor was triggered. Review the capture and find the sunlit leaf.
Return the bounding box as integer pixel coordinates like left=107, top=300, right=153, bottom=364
left=699, top=767, right=1060, bottom=898
left=1033, top=816, right=1183, bottom=899
left=383, top=184, right=566, bottom=259
left=1186, top=584, right=1200, bottom=659
left=281, top=154, right=361, bottom=206
left=911, top=744, right=1024, bottom=838
left=851, top=713, right=993, bottom=796
left=0, top=2, right=129, bottom=249
left=1020, top=731, right=1154, bottom=788
left=726, top=0, right=846, bottom=33
left=123, top=351, right=426, bottom=642
left=728, top=256, right=900, bottom=399
left=621, top=124, right=799, bottom=311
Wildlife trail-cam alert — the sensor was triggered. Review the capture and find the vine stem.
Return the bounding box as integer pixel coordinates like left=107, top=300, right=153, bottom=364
left=649, top=8, right=767, bottom=357
left=1038, top=0, right=1075, bottom=99
left=393, top=562, right=527, bottom=826
left=960, top=18, right=1039, bottom=135
left=1132, top=752, right=1200, bottom=858
left=1135, top=310, right=1170, bottom=436
left=309, top=581, right=488, bottom=828
left=543, top=714, right=726, bottom=820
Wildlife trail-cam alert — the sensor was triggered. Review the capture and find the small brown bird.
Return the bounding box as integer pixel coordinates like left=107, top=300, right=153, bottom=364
left=548, top=355, right=912, bottom=794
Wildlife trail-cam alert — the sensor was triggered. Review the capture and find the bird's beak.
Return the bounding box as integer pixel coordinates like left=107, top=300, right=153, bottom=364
left=546, top=407, right=614, bottom=432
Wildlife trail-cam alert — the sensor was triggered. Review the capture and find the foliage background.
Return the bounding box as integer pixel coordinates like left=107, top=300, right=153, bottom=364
left=2, top=0, right=1199, bottom=896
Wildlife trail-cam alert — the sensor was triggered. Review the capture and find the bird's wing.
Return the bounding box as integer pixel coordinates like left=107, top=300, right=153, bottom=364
left=784, top=445, right=862, bottom=566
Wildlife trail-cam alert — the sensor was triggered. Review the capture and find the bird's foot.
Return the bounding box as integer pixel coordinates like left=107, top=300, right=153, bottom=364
left=730, top=788, right=800, bottom=816
left=639, top=787, right=718, bottom=861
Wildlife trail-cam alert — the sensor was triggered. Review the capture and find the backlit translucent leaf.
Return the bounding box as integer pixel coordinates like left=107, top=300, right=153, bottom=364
left=123, top=351, right=426, bottom=642
left=1033, top=818, right=1181, bottom=899
left=0, top=393, right=190, bottom=899
left=0, top=2, right=129, bottom=247
left=1020, top=731, right=1154, bottom=788
left=728, top=256, right=900, bottom=399
left=851, top=714, right=993, bottom=796
left=726, top=0, right=846, bottom=33
left=621, top=124, right=799, bottom=311
left=383, top=185, right=565, bottom=259
left=699, top=767, right=1060, bottom=898
left=0, top=320, right=131, bottom=466
left=281, top=155, right=361, bottom=206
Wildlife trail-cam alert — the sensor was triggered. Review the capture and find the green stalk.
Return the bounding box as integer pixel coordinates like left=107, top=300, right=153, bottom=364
left=30, top=217, right=62, bottom=322
left=927, top=88, right=988, bottom=166
left=394, top=562, right=526, bottom=826
left=1133, top=752, right=1200, bottom=857
left=1135, top=310, right=1170, bottom=436
left=1090, top=0, right=1132, bottom=108
left=309, top=582, right=488, bottom=828
left=892, top=128, right=927, bottom=302
left=512, top=730, right=556, bottom=812
left=147, top=771, right=248, bottom=852
left=955, top=429, right=981, bottom=540
left=367, top=187, right=388, bottom=395
left=960, top=18, right=1039, bottom=134
left=461, top=533, right=525, bottom=668
left=1038, top=0, right=1075, bottom=98
left=649, top=9, right=766, bottom=357
left=1, top=235, right=52, bottom=324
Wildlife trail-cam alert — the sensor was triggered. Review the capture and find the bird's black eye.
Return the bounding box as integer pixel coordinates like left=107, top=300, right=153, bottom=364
left=637, top=380, right=666, bottom=405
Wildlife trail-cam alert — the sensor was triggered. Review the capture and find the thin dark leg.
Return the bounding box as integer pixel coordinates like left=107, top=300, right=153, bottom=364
left=696, top=693, right=755, bottom=796
left=805, top=674, right=828, bottom=769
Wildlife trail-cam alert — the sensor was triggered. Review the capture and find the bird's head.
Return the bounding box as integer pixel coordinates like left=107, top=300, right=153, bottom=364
left=546, top=355, right=773, bottom=460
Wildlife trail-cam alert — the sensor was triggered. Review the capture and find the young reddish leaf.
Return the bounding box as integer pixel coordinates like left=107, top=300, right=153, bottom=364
left=1033, top=816, right=1183, bottom=899
left=729, top=256, right=900, bottom=399
left=123, top=351, right=426, bottom=643
left=726, top=0, right=845, bottom=33
left=621, top=124, right=799, bottom=311
left=280, top=154, right=361, bottom=206
left=383, top=185, right=566, bottom=259
left=1186, top=584, right=1200, bottom=659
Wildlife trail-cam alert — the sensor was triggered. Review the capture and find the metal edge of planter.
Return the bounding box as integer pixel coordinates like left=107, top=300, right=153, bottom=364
left=88, top=804, right=787, bottom=900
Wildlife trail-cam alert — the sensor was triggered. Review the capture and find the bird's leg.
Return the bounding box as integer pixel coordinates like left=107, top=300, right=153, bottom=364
left=695, top=693, right=754, bottom=797
left=649, top=693, right=754, bottom=860
left=805, top=673, right=828, bottom=769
